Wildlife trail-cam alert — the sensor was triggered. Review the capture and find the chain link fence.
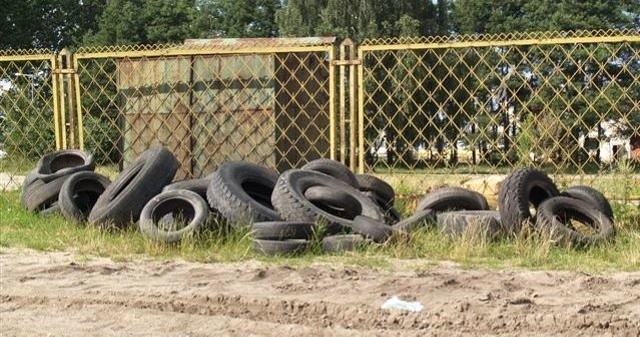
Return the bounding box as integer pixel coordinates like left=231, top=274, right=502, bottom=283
left=1, top=32, right=639, bottom=208
left=0, top=49, right=60, bottom=190
left=358, top=29, right=640, bottom=205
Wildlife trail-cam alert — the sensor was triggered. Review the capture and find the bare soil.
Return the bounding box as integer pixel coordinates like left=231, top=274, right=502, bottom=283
left=1, top=248, right=639, bottom=336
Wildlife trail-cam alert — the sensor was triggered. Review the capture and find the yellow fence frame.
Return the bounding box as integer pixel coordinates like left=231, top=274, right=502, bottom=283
left=0, top=53, right=63, bottom=150
left=2, top=31, right=638, bottom=174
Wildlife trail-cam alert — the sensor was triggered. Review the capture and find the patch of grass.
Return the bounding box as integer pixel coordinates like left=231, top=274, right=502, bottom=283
left=1, top=190, right=638, bottom=273
left=0, top=155, right=38, bottom=175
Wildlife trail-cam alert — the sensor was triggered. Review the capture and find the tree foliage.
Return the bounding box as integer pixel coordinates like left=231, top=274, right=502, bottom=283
left=0, top=0, right=106, bottom=50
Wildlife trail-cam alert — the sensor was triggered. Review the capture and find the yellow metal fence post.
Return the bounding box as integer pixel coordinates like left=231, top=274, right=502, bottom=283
left=347, top=40, right=357, bottom=172
left=50, top=55, right=62, bottom=150
left=56, top=53, right=67, bottom=149
left=329, top=46, right=336, bottom=160
left=339, top=42, right=347, bottom=164
left=357, top=46, right=365, bottom=174
left=72, top=54, right=84, bottom=150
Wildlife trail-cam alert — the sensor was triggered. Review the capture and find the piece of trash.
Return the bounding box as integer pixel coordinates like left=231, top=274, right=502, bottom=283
left=381, top=296, right=424, bottom=312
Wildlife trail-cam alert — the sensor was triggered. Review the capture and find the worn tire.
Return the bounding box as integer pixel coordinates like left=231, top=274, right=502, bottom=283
left=139, top=190, right=209, bottom=244
left=253, top=239, right=310, bottom=256
left=362, top=191, right=399, bottom=225
left=139, top=190, right=208, bottom=244
left=23, top=175, right=69, bottom=212
left=20, top=169, right=39, bottom=206
left=385, top=206, right=402, bottom=225
left=272, top=169, right=384, bottom=235
left=561, top=185, right=613, bottom=220
left=498, top=168, right=559, bottom=234
left=436, top=210, right=503, bottom=239
left=34, top=150, right=95, bottom=183
left=304, top=185, right=360, bottom=220
left=206, top=162, right=280, bottom=225
left=59, top=171, right=110, bottom=223
left=39, top=202, right=60, bottom=217
left=89, top=146, right=178, bottom=229
left=356, top=174, right=394, bottom=205
left=302, top=159, right=358, bottom=188
left=536, top=197, right=615, bottom=247
left=416, top=187, right=489, bottom=213
left=352, top=215, right=392, bottom=243
left=391, top=209, right=436, bottom=233
left=252, top=221, right=314, bottom=240
left=163, top=177, right=211, bottom=200
left=322, top=234, right=367, bottom=252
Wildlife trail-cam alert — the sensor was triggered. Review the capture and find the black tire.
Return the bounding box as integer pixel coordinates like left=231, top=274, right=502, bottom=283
left=436, top=210, right=503, bottom=239
left=304, top=185, right=360, bottom=220
left=139, top=190, right=209, bottom=244
left=21, top=169, right=39, bottom=207
left=322, top=234, right=367, bottom=252
left=163, top=177, right=211, bottom=200
left=59, top=171, right=111, bottom=223
left=391, top=209, right=436, bottom=233
left=356, top=174, right=395, bottom=205
left=498, top=168, right=559, bottom=234
left=352, top=215, right=392, bottom=243
left=22, top=175, right=69, bottom=212
left=416, top=187, right=489, bottom=213
left=362, top=190, right=392, bottom=209
left=20, top=169, right=39, bottom=205
left=253, top=239, right=310, bottom=256
left=39, top=202, right=60, bottom=217
left=252, top=221, right=314, bottom=240
left=206, top=161, right=280, bottom=225
left=34, top=150, right=95, bottom=183
left=561, top=185, right=613, bottom=220
left=302, top=159, right=358, bottom=188
left=385, top=206, right=401, bottom=225
left=271, top=169, right=384, bottom=235
left=89, top=146, right=178, bottom=229
left=362, top=191, right=399, bottom=225
left=536, top=196, right=615, bottom=247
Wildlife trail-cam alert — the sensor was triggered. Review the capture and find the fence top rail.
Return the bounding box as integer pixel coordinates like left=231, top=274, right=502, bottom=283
left=0, top=49, right=55, bottom=62
left=73, top=37, right=337, bottom=59
left=0, top=48, right=53, bottom=56
left=359, top=34, right=640, bottom=52
left=360, top=29, right=639, bottom=46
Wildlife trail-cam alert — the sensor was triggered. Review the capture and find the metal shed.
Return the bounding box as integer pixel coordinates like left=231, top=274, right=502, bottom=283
left=116, top=37, right=335, bottom=178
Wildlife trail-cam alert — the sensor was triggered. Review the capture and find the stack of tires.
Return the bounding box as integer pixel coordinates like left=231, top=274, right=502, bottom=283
left=21, top=150, right=111, bottom=223
left=395, top=168, right=616, bottom=247
left=21, top=146, right=616, bottom=253
left=498, top=168, right=615, bottom=247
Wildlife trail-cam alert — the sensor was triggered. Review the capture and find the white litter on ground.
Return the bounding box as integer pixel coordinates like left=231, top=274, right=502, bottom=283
left=381, top=296, right=424, bottom=312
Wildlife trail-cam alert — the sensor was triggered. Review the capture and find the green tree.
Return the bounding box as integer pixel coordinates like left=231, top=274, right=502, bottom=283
left=84, top=0, right=197, bottom=45
left=276, top=0, right=326, bottom=37
left=0, top=0, right=106, bottom=50
left=195, top=0, right=281, bottom=38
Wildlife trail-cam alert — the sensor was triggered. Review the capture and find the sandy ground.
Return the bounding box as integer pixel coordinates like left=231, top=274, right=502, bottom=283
left=0, top=173, right=23, bottom=192
left=1, top=249, right=639, bottom=336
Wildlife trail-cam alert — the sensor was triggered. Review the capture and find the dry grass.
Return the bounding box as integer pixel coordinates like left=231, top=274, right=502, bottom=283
left=1, top=190, right=638, bottom=272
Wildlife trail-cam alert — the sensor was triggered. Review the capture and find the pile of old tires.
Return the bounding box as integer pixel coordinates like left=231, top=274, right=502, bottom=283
left=398, top=167, right=616, bottom=247
left=20, top=149, right=111, bottom=221
left=21, top=146, right=616, bottom=256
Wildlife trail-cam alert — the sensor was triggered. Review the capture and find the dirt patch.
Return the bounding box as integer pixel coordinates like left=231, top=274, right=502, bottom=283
left=1, top=249, right=639, bottom=336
